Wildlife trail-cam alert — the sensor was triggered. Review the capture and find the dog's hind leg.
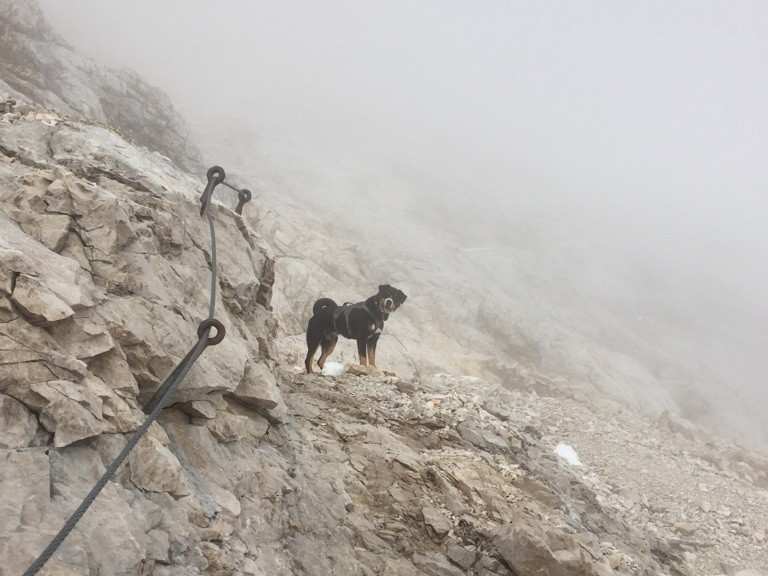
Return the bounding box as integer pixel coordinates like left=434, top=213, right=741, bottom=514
left=317, top=334, right=338, bottom=370
left=305, top=328, right=322, bottom=374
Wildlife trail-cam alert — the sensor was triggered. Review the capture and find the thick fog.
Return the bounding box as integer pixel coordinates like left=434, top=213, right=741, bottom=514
left=39, top=1, right=767, bottom=445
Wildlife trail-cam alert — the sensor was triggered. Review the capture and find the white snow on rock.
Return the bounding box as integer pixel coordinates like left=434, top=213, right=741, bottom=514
left=554, top=442, right=583, bottom=466
left=322, top=361, right=346, bottom=377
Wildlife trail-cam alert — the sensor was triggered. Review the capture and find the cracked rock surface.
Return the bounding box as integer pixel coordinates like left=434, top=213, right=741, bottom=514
left=1, top=106, right=767, bottom=576
left=1, top=6, right=767, bottom=574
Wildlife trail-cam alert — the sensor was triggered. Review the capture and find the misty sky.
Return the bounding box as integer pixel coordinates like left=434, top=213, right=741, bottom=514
left=40, top=1, right=768, bottom=304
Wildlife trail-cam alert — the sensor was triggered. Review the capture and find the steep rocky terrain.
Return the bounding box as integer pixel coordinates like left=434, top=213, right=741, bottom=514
left=1, top=4, right=768, bottom=576
left=2, top=98, right=768, bottom=576
left=0, top=107, right=280, bottom=574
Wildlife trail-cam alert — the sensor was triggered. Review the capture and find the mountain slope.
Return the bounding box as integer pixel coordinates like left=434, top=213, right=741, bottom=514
left=4, top=91, right=768, bottom=576
left=0, top=0, right=200, bottom=171
left=0, top=3, right=767, bottom=576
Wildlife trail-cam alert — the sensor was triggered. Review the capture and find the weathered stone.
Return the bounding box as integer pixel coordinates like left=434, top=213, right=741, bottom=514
left=38, top=391, right=105, bottom=448
left=673, top=522, right=697, bottom=537
left=446, top=543, right=477, bottom=570
left=0, top=527, right=89, bottom=576
left=231, top=360, right=281, bottom=410
left=10, top=273, right=75, bottom=325
left=347, top=363, right=376, bottom=377
left=146, top=529, right=170, bottom=563
left=0, top=295, right=15, bottom=322
left=75, top=485, right=147, bottom=576
left=199, top=516, right=235, bottom=543
left=128, top=424, right=189, bottom=496
left=208, top=412, right=268, bottom=443
left=208, top=484, right=241, bottom=517
left=1, top=14, right=765, bottom=575
left=19, top=213, right=71, bottom=252
left=382, top=559, right=423, bottom=576
left=493, top=520, right=561, bottom=575
left=0, top=393, right=38, bottom=448
left=412, top=552, right=465, bottom=576
left=422, top=505, right=452, bottom=539
left=86, top=347, right=139, bottom=395
left=48, top=316, right=115, bottom=360
left=552, top=548, right=592, bottom=570
left=0, top=212, right=98, bottom=310
left=0, top=448, right=50, bottom=534
left=241, top=558, right=261, bottom=575
left=457, top=419, right=510, bottom=453
left=180, top=400, right=217, bottom=419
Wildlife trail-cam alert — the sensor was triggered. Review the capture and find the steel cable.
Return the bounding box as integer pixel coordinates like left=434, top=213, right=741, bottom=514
left=21, top=190, right=229, bottom=576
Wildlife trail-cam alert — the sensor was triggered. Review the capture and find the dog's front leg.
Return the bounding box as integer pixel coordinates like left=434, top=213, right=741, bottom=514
left=356, top=338, right=368, bottom=366
left=367, top=334, right=380, bottom=367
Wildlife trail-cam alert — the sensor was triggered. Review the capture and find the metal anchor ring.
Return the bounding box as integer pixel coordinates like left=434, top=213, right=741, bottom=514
left=197, top=318, right=226, bottom=345
left=235, top=188, right=252, bottom=215
left=199, top=165, right=253, bottom=217
left=199, top=165, right=226, bottom=216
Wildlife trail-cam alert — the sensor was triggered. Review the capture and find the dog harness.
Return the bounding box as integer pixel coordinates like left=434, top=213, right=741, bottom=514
left=333, top=302, right=382, bottom=339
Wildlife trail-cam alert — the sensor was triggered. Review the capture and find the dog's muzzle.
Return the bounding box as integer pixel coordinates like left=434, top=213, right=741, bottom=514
left=383, top=297, right=395, bottom=312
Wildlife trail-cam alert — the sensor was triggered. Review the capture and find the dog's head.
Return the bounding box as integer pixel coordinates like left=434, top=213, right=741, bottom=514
left=376, top=284, right=407, bottom=315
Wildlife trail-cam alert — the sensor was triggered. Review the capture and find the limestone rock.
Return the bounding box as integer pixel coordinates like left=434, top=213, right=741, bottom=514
left=0, top=393, right=38, bottom=448
left=422, top=505, right=452, bottom=539
left=1, top=13, right=764, bottom=575
left=347, top=363, right=376, bottom=377
left=673, top=522, right=697, bottom=537
left=18, top=212, right=71, bottom=253
left=128, top=424, right=189, bottom=496
left=10, top=273, right=75, bottom=325
left=412, top=552, right=465, bottom=576
left=146, top=529, right=170, bottom=563
left=180, top=400, right=217, bottom=419
left=48, top=316, right=115, bottom=360
left=493, top=520, right=582, bottom=576
left=0, top=212, right=98, bottom=311
left=446, top=544, right=477, bottom=570
left=457, top=419, right=510, bottom=453
left=0, top=527, right=90, bottom=576
left=208, top=412, right=268, bottom=444
left=208, top=484, right=241, bottom=517
left=231, top=360, right=281, bottom=410
left=382, top=559, right=423, bottom=576
left=37, top=386, right=105, bottom=448
left=0, top=448, right=50, bottom=534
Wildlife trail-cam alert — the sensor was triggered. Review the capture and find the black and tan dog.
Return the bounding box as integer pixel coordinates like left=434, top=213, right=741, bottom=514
left=305, top=284, right=407, bottom=373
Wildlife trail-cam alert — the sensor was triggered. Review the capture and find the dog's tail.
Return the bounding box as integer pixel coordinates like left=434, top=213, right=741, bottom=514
left=312, top=298, right=338, bottom=316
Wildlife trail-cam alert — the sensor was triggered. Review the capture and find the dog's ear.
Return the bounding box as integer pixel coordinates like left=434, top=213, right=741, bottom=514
left=378, top=284, right=389, bottom=294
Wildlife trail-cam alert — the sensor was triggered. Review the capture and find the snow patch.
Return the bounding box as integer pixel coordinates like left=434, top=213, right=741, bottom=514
left=554, top=443, right=582, bottom=466
left=322, top=362, right=346, bottom=377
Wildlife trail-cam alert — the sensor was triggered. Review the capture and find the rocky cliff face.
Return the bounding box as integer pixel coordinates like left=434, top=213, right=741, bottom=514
left=3, top=100, right=768, bottom=576
left=0, top=107, right=281, bottom=574
left=0, top=0, right=201, bottom=172
left=1, top=4, right=767, bottom=576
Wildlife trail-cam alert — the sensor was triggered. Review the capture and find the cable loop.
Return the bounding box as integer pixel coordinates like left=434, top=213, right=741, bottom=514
left=20, top=165, right=250, bottom=576
left=198, top=318, right=226, bottom=345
